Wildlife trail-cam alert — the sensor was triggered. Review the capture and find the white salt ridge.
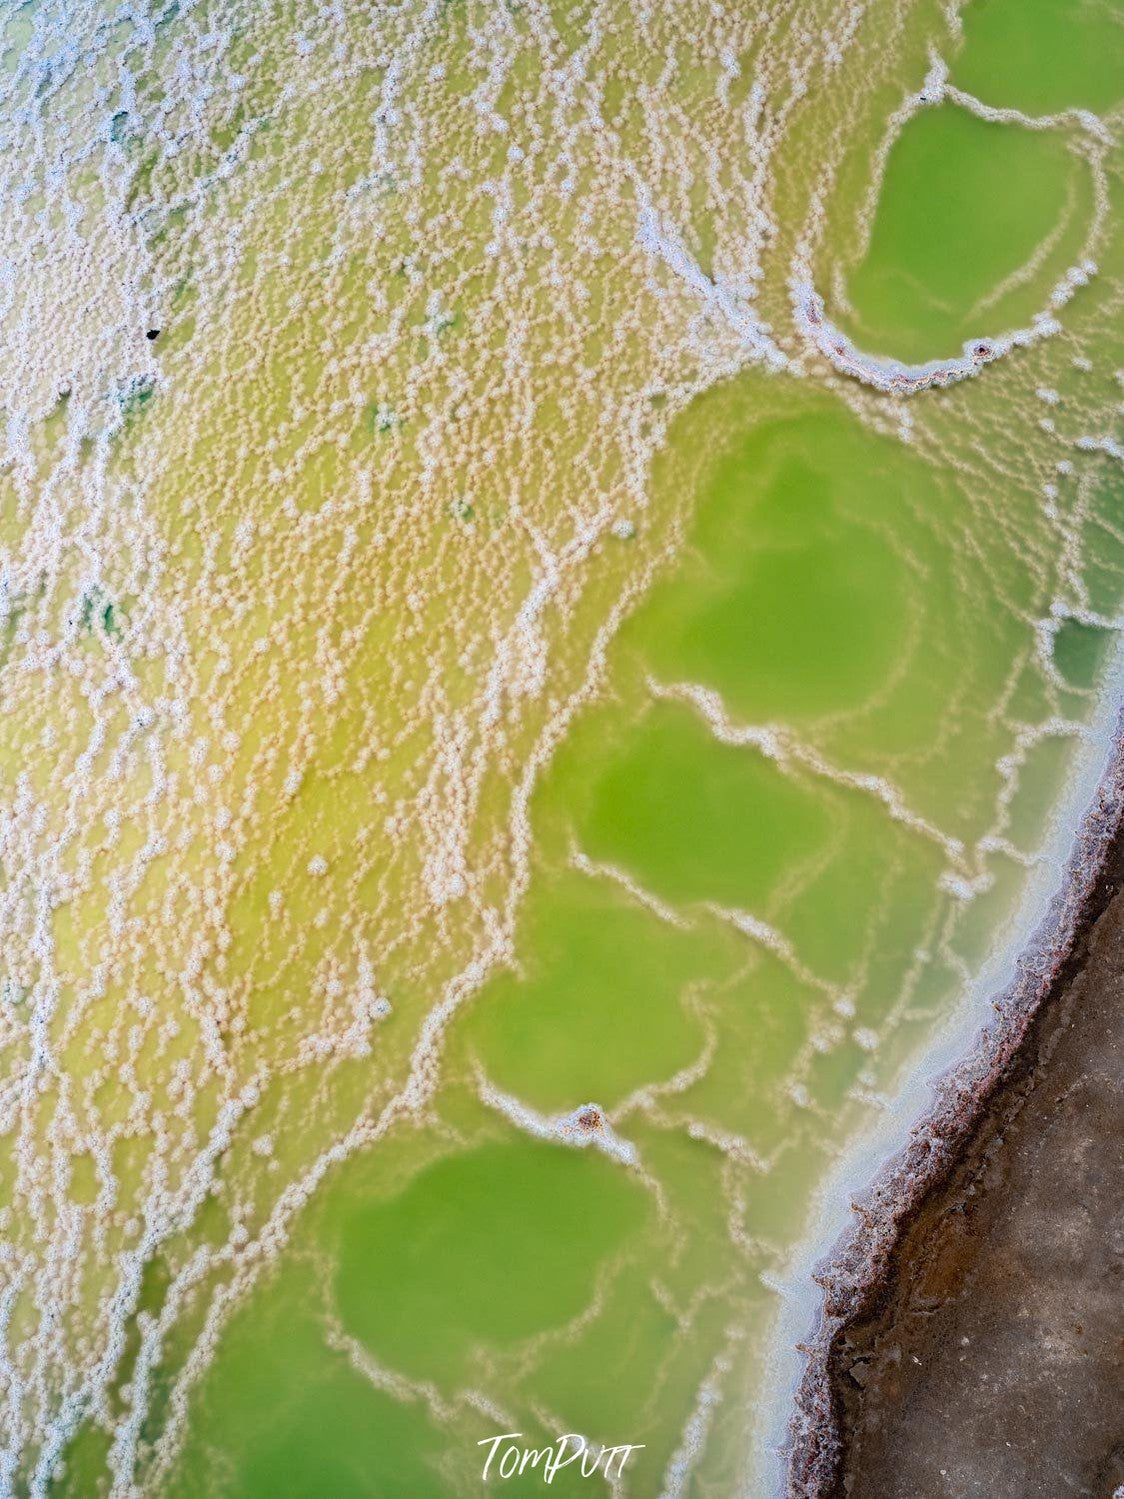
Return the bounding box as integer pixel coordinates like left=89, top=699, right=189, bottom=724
left=476, top=1079, right=640, bottom=1169
left=650, top=677, right=968, bottom=870
left=709, top=905, right=842, bottom=1004
left=792, top=277, right=1069, bottom=395
left=657, top=1328, right=745, bottom=1499
left=636, top=200, right=790, bottom=374
left=569, top=844, right=692, bottom=929
left=324, top=1314, right=515, bottom=1432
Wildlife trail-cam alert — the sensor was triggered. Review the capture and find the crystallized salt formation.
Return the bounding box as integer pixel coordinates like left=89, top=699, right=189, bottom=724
left=0, top=0, right=1121, bottom=1493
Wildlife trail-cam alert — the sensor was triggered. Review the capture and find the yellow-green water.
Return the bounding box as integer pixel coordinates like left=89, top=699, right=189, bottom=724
left=0, top=0, right=1121, bottom=1494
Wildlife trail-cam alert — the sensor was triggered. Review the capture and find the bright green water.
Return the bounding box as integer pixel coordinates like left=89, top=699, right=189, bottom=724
left=0, top=0, right=1121, bottom=1495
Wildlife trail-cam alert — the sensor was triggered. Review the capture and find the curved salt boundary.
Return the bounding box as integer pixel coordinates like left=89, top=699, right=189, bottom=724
left=787, top=54, right=1112, bottom=398
left=753, top=630, right=1124, bottom=1498
left=791, top=264, right=1095, bottom=395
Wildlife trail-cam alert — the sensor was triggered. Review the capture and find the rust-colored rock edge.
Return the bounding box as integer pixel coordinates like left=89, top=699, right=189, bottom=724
left=784, top=722, right=1124, bottom=1498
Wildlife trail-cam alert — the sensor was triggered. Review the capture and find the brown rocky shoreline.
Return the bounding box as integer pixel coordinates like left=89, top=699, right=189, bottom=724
left=786, top=732, right=1124, bottom=1497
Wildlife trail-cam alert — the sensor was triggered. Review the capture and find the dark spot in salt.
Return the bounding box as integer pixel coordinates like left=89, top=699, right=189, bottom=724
left=146, top=329, right=161, bottom=341
left=575, top=1108, right=602, bottom=1132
